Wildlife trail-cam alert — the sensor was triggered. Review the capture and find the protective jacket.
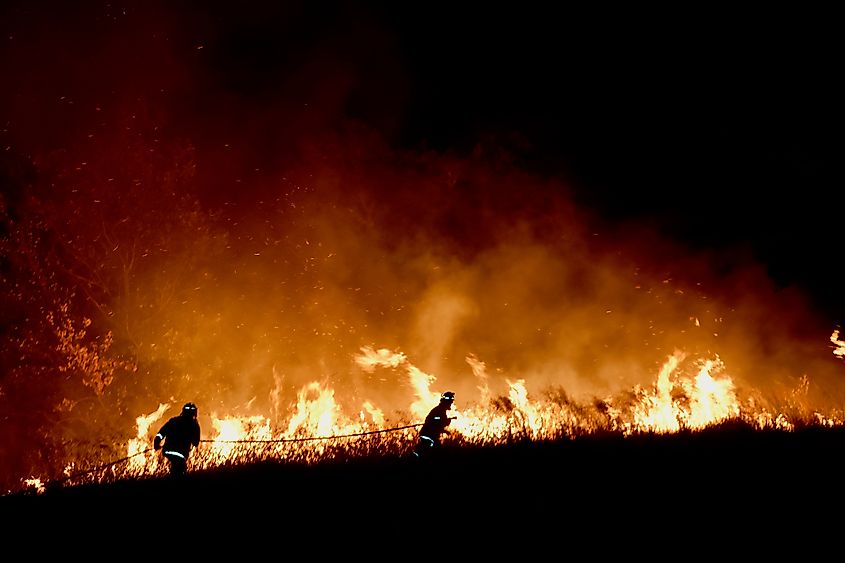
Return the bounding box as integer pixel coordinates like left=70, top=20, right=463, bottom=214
left=419, top=402, right=453, bottom=444
left=154, top=414, right=200, bottom=459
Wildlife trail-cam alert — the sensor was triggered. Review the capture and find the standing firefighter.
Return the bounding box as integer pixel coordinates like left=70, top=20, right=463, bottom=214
left=154, top=402, right=201, bottom=477
left=413, top=391, right=456, bottom=459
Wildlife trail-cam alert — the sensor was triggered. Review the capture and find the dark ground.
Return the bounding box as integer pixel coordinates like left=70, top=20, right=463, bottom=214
left=5, top=425, right=844, bottom=557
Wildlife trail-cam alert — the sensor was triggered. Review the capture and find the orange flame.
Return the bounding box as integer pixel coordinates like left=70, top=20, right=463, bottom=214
left=23, top=330, right=845, bottom=491
left=832, top=330, right=845, bottom=359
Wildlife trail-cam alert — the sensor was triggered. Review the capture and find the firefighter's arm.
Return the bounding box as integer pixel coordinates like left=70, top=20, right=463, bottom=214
left=153, top=432, right=164, bottom=450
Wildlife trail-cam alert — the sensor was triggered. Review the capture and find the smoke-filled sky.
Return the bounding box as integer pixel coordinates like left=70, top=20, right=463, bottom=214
left=1, top=0, right=843, bottom=478
left=3, top=1, right=840, bottom=310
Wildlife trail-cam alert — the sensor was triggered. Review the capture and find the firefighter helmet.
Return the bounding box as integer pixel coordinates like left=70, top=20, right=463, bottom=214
left=182, top=402, right=198, bottom=418
left=441, top=391, right=455, bottom=402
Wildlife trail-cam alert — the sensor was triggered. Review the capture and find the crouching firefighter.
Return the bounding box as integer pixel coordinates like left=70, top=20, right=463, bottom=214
left=154, top=402, right=201, bottom=477
left=413, top=391, right=456, bottom=459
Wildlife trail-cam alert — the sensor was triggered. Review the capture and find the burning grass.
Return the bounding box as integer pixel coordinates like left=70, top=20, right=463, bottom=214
left=10, top=372, right=843, bottom=498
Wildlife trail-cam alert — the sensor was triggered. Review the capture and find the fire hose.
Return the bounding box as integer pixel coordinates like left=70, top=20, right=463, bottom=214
left=199, top=422, right=422, bottom=443
left=31, top=422, right=424, bottom=492
left=44, top=447, right=155, bottom=488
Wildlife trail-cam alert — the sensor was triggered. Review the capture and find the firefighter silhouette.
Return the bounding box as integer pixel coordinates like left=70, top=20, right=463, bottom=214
left=413, top=391, right=456, bottom=458
left=154, top=402, right=201, bottom=477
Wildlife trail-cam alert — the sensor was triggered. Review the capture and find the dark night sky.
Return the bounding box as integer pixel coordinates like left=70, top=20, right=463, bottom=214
left=1, top=1, right=842, bottom=321
left=382, top=5, right=843, bottom=322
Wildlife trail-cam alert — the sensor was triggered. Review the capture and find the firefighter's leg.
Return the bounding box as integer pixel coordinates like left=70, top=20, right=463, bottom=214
left=413, top=435, right=435, bottom=458
left=164, top=451, right=187, bottom=476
